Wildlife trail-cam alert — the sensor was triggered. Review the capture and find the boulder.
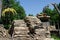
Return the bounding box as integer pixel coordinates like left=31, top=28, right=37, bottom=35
left=25, top=16, right=42, bottom=28
left=0, top=24, right=10, bottom=38
left=14, top=20, right=27, bottom=27
left=13, top=20, right=29, bottom=37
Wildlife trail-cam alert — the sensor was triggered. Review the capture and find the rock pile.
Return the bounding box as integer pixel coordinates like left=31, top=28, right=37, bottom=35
left=13, top=20, right=29, bottom=37
left=0, top=24, right=10, bottom=38
left=0, top=24, right=12, bottom=40
left=12, top=16, right=52, bottom=40
left=0, top=16, right=54, bottom=40
left=25, top=16, right=42, bottom=27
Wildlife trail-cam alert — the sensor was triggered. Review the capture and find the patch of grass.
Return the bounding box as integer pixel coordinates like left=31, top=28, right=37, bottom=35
left=51, top=34, right=60, bottom=40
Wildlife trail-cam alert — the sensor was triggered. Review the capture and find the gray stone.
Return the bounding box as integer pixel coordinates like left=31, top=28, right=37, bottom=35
left=13, top=20, right=29, bottom=37
left=0, top=16, right=53, bottom=40
left=25, top=16, right=42, bottom=28
left=14, top=20, right=27, bottom=27
left=0, top=24, right=10, bottom=38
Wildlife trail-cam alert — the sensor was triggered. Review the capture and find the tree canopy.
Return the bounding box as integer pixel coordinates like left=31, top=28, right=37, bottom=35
left=42, top=3, right=60, bottom=26
left=2, top=0, right=26, bottom=19
left=2, top=0, right=26, bottom=29
left=28, top=14, right=34, bottom=16
left=42, top=5, right=59, bottom=22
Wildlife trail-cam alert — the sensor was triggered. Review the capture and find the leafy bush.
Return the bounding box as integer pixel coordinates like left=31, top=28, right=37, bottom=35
left=51, top=34, right=60, bottom=40
left=2, top=8, right=17, bottom=29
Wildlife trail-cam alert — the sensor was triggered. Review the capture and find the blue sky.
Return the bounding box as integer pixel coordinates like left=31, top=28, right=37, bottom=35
left=19, top=0, right=60, bottom=16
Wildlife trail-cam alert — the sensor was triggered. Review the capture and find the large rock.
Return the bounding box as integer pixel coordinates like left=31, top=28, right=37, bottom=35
left=14, top=20, right=27, bottom=27
left=24, top=16, right=51, bottom=40
left=11, top=16, right=52, bottom=40
left=49, top=25, right=56, bottom=31
left=13, top=20, right=29, bottom=37
left=25, top=16, right=42, bottom=28
left=14, top=27, right=29, bottom=37
left=0, top=24, right=10, bottom=38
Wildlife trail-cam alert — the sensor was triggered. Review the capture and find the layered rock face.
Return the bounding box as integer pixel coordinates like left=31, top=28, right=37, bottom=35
left=37, top=14, right=56, bottom=31
left=25, top=16, right=42, bottom=28
left=0, top=24, right=10, bottom=38
left=13, top=20, right=29, bottom=37
left=0, top=24, right=11, bottom=40
left=13, top=16, right=52, bottom=40
left=0, top=16, right=53, bottom=40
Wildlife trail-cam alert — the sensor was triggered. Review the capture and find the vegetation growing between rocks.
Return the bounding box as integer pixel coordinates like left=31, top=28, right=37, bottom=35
left=51, top=34, right=60, bottom=40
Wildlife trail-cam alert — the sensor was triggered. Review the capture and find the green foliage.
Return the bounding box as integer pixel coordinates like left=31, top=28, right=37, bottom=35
left=28, top=14, right=34, bottom=16
left=2, top=0, right=26, bottom=19
left=52, top=9, right=59, bottom=21
left=2, top=0, right=26, bottom=29
left=40, top=12, right=43, bottom=14
left=4, top=24, right=10, bottom=29
left=51, top=34, right=60, bottom=40
left=11, top=1, right=26, bottom=19
left=43, top=6, right=59, bottom=22
left=2, top=11, right=15, bottom=29
left=58, top=3, right=60, bottom=10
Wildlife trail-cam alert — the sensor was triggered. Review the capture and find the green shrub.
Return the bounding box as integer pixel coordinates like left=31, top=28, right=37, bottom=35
left=51, top=34, right=60, bottom=40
